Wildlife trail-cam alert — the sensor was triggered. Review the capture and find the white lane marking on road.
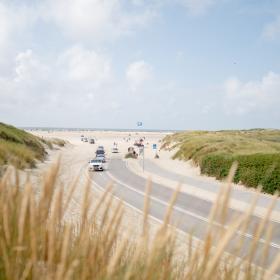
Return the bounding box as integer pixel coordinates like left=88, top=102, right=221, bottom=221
left=125, top=161, right=280, bottom=224
left=105, top=170, right=280, bottom=250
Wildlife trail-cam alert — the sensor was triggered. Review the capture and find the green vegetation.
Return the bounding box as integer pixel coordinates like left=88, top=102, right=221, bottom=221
left=0, top=122, right=47, bottom=170
left=162, top=129, right=280, bottom=194
left=51, top=137, right=67, bottom=147
left=41, top=137, right=67, bottom=149
left=0, top=163, right=278, bottom=279
left=0, top=122, right=66, bottom=172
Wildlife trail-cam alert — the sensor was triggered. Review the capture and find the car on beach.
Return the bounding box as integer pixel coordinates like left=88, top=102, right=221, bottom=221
left=96, top=146, right=105, bottom=155
left=112, top=147, right=119, bottom=153
left=88, top=159, right=104, bottom=171
left=96, top=154, right=106, bottom=163
left=84, top=138, right=88, bottom=142
left=96, top=149, right=105, bottom=156
left=89, top=138, right=95, bottom=144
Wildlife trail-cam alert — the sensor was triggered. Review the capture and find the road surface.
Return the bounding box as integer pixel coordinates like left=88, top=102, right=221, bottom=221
left=142, top=159, right=280, bottom=211
left=88, top=157, right=280, bottom=273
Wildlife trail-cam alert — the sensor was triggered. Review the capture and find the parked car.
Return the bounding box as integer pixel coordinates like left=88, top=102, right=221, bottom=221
left=88, top=159, right=104, bottom=171
left=96, top=149, right=105, bottom=155
left=89, top=138, right=95, bottom=144
left=96, top=154, right=106, bottom=163
left=84, top=138, right=88, bottom=142
left=112, top=147, right=119, bottom=153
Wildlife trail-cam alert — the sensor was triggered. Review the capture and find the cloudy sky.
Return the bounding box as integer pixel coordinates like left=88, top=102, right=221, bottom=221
left=0, top=0, right=280, bottom=130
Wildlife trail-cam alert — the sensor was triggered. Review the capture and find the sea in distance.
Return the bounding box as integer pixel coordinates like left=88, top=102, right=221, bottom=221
left=22, top=127, right=180, bottom=133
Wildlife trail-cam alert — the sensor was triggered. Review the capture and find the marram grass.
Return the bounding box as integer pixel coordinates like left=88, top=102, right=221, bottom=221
left=0, top=163, right=279, bottom=279
left=162, top=130, right=280, bottom=194
left=0, top=122, right=67, bottom=172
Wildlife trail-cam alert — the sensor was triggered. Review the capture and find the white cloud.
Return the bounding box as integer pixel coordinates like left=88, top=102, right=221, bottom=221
left=262, top=17, right=280, bottom=40
left=126, top=60, right=153, bottom=90
left=58, top=46, right=112, bottom=87
left=0, top=46, right=114, bottom=118
left=0, top=2, right=34, bottom=52
left=0, top=49, right=52, bottom=113
left=179, top=0, right=218, bottom=15
left=223, top=72, right=280, bottom=115
left=44, top=0, right=156, bottom=41
left=14, top=50, right=49, bottom=83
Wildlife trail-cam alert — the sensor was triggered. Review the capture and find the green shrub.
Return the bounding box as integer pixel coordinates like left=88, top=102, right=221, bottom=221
left=125, top=152, right=137, bottom=159
left=200, top=154, right=280, bottom=194
left=51, top=138, right=66, bottom=147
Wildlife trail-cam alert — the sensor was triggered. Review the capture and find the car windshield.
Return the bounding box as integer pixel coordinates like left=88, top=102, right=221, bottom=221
left=91, top=160, right=102, bottom=163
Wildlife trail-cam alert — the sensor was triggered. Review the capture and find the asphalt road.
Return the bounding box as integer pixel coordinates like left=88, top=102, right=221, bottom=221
left=88, top=158, right=280, bottom=273
left=143, top=159, right=280, bottom=211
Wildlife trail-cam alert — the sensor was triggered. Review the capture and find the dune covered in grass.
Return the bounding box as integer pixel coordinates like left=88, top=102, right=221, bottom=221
left=0, top=163, right=279, bottom=280
left=0, top=123, right=67, bottom=173
left=0, top=123, right=47, bottom=170
left=162, top=129, right=280, bottom=194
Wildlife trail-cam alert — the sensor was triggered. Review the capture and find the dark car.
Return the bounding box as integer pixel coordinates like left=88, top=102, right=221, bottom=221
left=96, top=154, right=106, bottom=163
left=96, top=149, right=105, bottom=156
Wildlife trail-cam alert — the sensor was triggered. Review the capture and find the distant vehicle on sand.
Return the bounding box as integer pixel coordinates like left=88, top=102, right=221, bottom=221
left=96, top=154, right=106, bottom=163
left=88, top=159, right=104, bottom=171
left=96, top=147, right=105, bottom=156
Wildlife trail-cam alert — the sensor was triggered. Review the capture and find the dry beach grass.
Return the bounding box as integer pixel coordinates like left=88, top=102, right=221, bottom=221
left=0, top=162, right=279, bottom=280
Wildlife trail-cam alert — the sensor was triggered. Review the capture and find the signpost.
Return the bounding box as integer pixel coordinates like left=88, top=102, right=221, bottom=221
left=139, top=145, right=144, bottom=172
left=153, top=143, right=158, bottom=158
left=137, top=121, right=144, bottom=171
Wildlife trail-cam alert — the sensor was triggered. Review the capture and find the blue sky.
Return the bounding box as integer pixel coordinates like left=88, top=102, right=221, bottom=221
left=0, top=0, right=280, bottom=130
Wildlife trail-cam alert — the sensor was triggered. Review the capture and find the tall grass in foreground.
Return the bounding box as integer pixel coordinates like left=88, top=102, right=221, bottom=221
left=0, top=163, right=279, bottom=279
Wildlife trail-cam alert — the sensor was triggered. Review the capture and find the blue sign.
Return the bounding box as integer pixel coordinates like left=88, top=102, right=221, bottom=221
left=137, top=121, right=143, bottom=126
left=152, top=144, right=157, bottom=150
